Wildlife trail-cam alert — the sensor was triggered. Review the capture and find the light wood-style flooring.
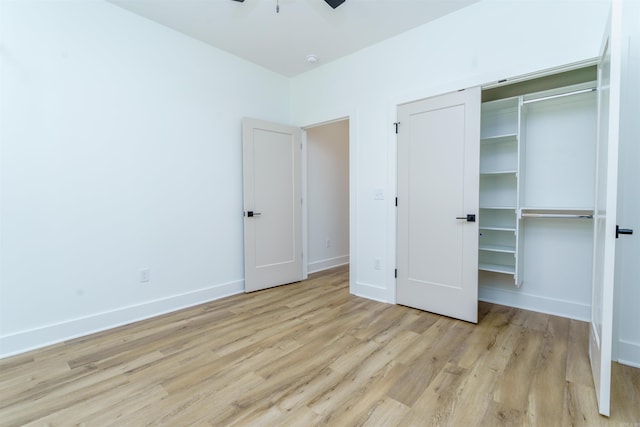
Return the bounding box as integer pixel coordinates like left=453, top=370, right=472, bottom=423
left=1, top=265, right=639, bottom=426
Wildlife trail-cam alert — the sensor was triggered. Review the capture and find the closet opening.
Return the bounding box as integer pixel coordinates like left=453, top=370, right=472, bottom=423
left=478, top=64, right=598, bottom=321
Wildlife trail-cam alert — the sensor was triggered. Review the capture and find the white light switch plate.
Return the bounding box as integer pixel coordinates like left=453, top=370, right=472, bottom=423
left=374, top=188, right=385, bottom=200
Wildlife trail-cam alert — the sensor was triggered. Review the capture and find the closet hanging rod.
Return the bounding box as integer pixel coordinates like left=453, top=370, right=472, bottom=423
left=521, top=213, right=593, bottom=219
left=522, top=87, right=596, bottom=105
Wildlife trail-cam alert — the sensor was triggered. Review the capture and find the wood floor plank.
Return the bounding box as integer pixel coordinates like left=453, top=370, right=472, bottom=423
left=387, top=319, right=473, bottom=407
left=444, top=360, right=500, bottom=427
left=0, top=371, right=129, bottom=426
left=492, top=328, right=544, bottom=410
left=24, top=382, right=168, bottom=427
left=563, top=381, right=607, bottom=427
left=478, top=401, right=526, bottom=426
left=610, top=362, right=640, bottom=424
left=358, top=396, right=411, bottom=427
left=306, top=332, right=411, bottom=417
left=225, top=335, right=364, bottom=422
left=0, top=265, right=638, bottom=426
left=313, top=364, right=408, bottom=426
left=275, top=366, right=345, bottom=412
left=526, top=316, right=570, bottom=427
left=226, top=401, right=324, bottom=427
left=566, top=319, right=596, bottom=387
left=392, top=316, right=454, bottom=365
left=397, top=362, right=469, bottom=427
left=145, top=370, right=264, bottom=426
left=451, top=304, right=515, bottom=369
left=0, top=359, right=71, bottom=404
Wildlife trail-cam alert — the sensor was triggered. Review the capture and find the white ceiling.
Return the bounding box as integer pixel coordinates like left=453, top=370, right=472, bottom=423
left=108, top=0, right=480, bottom=77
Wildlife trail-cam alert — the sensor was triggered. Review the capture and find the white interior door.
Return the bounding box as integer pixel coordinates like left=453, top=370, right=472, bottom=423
left=242, top=118, right=303, bottom=292
left=396, top=87, right=480, bottom=323
left=590, top=0, right=623, bottom=417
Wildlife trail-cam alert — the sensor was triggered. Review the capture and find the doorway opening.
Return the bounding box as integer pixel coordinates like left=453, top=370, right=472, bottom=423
left=305, top=118, right=350, bottom=274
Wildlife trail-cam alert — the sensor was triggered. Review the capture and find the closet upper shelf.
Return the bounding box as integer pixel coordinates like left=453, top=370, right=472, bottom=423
left=481, top=97, right=519, bottom=112
left=480, top=134, right=518, bottom=144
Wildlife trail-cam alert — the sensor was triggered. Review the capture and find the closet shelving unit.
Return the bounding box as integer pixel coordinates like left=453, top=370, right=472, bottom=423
left=478, top=81, right=597, bottom=288
left=479, top=97, right=520, bottom=281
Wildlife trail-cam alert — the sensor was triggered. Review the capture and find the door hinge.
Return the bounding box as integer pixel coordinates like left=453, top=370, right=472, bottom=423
left=393, top=122, right=400, bottom=134
left=395, top=269, right=397, bottom=278
left=395, top=197, right=398, bottom=207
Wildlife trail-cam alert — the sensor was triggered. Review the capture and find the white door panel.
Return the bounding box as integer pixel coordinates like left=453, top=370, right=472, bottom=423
left=407, top=106, right=465, bottom=288
left=243, top=118, right=303, bottom=292
left=397, top=88, right=480, bottom=323
left=253, top=130, right=296, bottom=267
left=590, top=0, right=622, bottom=417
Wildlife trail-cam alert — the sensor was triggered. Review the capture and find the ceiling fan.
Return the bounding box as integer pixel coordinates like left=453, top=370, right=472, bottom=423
left=231, top=0, right=346, bottom=9
left=322, top=0, right=346, bottom=8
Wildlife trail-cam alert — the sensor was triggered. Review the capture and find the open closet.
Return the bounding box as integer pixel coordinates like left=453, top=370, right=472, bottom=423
left=478, top=67, right=599, bottom=320
left=396, top=66, right=601, bottom=322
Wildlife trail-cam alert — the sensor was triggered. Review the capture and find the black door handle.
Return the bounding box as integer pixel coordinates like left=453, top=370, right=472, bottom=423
left=616, top=225, right=633, bottom=238
left=246, top=211, right=262, bottom=217
left=456, top=214, right=476, bottom=222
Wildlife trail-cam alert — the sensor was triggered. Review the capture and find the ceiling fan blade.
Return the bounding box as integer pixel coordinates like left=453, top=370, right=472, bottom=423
left=231, top=0, right=345, bottom=8
left=325, top=0, right=346, bottom=9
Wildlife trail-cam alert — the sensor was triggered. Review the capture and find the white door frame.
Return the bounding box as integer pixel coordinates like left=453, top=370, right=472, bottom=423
left=300, top=111, right=357, bottom=292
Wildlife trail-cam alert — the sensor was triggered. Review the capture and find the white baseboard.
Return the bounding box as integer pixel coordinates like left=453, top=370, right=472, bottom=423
left=308, top=255, right=349, bottom=274
left=617, top=339, right=640, bottom=368
left=0, top=279, right=244, bottom=359
left=479, top=285, right=590, bottom=321
left=352, top=281, right=392, bottom=304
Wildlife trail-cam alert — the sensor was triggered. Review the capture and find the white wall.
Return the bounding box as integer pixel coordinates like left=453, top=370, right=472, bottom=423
left=614, top=0, right=640, bottom=367
left=291, top=0, right=610, bottom=304
left=0, top=0, right=290, bottom=357
left=306, top=120, right=349, bottom=273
